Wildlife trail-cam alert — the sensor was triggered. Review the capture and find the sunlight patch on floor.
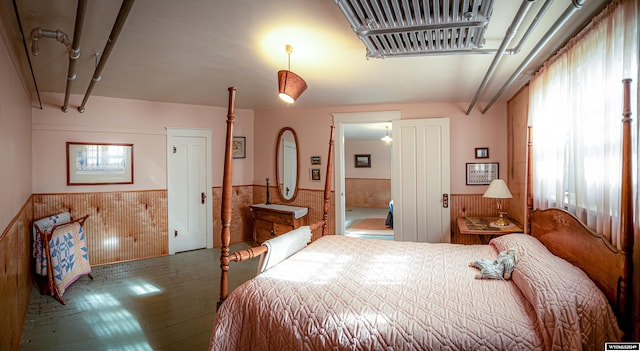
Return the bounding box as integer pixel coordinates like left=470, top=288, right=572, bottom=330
left=128, top=280, right=162, bottom=296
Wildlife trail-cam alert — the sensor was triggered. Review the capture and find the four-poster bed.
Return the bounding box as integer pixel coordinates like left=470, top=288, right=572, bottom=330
left=212, top=81, right=635, bottom=349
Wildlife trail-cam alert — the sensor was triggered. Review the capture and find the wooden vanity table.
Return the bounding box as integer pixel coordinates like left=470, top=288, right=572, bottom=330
left=250, top=204, right=308, bottom=244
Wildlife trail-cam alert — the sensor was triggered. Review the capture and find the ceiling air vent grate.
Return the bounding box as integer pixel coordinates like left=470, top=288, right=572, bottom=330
left=334, top=0, right=495, bottom=58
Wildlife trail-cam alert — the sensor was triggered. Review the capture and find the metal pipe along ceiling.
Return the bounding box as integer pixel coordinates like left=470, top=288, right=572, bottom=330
left=465, top=0, right=556, bottom=114
left=62, top=0, right=87, bottom=113
left=78, top=0, right=135, bottom=113
left=480, top=0, right=585, bottom=114
left=333, top=0, right=574, bottom=114
left=30, top=27, right=75, bottom=110
left=465, top=0, right=537, bottom=115
left=30, top=28, right=72, bottom=55
left=13, top=0, right=42, bottom=109
left=508, top=0, right=556, bottom=56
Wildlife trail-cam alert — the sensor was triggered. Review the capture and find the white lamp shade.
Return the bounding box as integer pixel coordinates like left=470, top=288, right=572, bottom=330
left=483, top=179, right=513, bottom=199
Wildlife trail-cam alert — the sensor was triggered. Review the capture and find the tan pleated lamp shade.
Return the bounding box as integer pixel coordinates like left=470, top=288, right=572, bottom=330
left=278, top=70, right=307, bottom=103
left=483, top=179, right=513, bottom=199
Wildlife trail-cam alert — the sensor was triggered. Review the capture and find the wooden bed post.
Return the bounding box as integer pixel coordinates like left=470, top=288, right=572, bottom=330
left=619, top=78, right=634, bottom=339
left=216, top=108, right=335, bottom=307
left=218, top=86, right=236, bottom=309
left=526, top=126, right=533, bottom=234
left=321, top=124, right=335, bottom=236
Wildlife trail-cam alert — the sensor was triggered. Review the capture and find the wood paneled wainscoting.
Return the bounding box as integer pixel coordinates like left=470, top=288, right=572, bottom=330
left=33, top=190, right=168, bottom=266
left=450, top=194, right=522, bottom=245
left=212, top=185, right=254, bottom=248
left=0, top=197, right=33, bottom=351
left=345, top=178, right=390, bottom=208
left=253, top=186, right=336, bottom=242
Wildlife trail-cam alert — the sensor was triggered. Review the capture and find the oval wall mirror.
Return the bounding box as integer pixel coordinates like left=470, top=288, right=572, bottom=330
left=276, top=127, right=299, bottom=202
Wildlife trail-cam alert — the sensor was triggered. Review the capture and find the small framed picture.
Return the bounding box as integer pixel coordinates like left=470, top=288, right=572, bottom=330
left=475, top=147, right=489, bottom=159
left=233, top=136, right=246, bottom=159
left=310, top=168, right=321, bottom=181
left=354, top=154, right=371, bottom=168
left=310, top=156, right=321, bottom=165
left=466, top=162, right=499, bottom=185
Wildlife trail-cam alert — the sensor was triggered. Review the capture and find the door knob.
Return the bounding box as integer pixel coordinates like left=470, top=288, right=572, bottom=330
left=201, top=192, right=206, bottom=204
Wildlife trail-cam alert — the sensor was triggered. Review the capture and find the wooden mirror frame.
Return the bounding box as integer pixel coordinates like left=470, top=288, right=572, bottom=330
left=275, top=127, right=300, bottom=202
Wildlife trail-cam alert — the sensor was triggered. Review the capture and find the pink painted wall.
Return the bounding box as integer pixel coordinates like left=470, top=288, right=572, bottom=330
left=253, top=108, right=333, bottom=191
left=254, top=102, right=507, bottom=195
left=345, top=140, right=391, bottom=179
left=32, top=93, right=254, bottom=193
left=0, top=33, right=32, bottom=231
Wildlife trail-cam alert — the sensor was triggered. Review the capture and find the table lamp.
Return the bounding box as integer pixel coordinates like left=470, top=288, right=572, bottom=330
left=483, top=179, right=513, bottom=227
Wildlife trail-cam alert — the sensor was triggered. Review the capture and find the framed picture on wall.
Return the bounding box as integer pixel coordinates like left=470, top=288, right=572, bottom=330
left=310, top=168, right=321, bottom=181
left=67, top=142, right=134, bottom=185
left=232, top=136, right=246, bottom=159
left=354, top=154, right=371, bottom=168
left=310, top=156, right=321, bottom=165
left=475, top=147, right=489, bottom=159
left=466, top=162, right=499, bottom=185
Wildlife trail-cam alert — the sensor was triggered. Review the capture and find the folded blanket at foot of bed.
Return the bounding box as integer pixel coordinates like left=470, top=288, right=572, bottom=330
left=257, top=225, right=312, bottom=273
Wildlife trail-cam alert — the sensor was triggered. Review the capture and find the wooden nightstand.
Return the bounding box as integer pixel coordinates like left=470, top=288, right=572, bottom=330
left=457, top=217, right=523, bottom=244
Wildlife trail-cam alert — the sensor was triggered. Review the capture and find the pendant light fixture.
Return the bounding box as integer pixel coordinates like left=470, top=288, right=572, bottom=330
left=277, top=44, right=307, bottom=103
left=381, top=125, right=392, bottom=144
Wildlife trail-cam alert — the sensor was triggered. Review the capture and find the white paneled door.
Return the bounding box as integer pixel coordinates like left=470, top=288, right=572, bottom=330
left=392, top=118, right=450, bottom=243
left=167, top=129, right=212, bottom=254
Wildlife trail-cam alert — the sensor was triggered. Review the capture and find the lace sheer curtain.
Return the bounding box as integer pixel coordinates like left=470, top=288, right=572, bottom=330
left=529, top=0, right=638, bottom=247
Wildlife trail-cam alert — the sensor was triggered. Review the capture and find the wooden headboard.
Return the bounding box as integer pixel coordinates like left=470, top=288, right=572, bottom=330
left=526, top=79, right=635, bottom=338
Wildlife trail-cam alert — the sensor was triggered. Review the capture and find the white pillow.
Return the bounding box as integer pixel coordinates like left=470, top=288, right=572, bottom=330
left=491, top=234, right=622, bottom=348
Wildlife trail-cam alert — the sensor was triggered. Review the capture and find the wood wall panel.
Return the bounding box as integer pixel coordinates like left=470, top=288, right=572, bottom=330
left=253, top=186, right=336, bottom=242
left=26, top=190, right=508, bottom=271
left=248, top=191, right=505, bottom=244
left=212, top=185, right=254, bottom=248
left=507, top=85, right=530, bottom=229
left=32, top=190, right=168, bottom=266
left=0, top=198, right=33, bottom=351
left=345, top=178, right=390, bottom=208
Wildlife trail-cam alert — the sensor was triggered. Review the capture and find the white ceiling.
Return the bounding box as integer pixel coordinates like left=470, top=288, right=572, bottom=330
left=344, top=122, right=393, bottom=141
left=4, top=0, right=608, bottom=115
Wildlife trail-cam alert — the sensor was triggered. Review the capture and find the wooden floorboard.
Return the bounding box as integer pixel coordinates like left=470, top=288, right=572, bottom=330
left=20, top=243, right=257, bottom=351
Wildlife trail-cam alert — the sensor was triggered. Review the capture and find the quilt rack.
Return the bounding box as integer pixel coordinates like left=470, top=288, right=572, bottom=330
left=32, top=213, right=92, bottom=304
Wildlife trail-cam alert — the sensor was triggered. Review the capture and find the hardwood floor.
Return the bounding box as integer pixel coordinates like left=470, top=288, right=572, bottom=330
left=345, top=207, right=393, bottom=239
left=20, top=243, right=257, bottom=351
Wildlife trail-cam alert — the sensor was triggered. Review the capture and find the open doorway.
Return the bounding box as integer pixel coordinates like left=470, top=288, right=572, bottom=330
left=343, top=129, right=393, bottom=239
left=332, top=111, right=401, bottom=239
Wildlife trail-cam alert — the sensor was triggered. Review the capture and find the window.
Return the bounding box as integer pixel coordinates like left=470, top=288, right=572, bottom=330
left=529, top=0, right=638, bottom=244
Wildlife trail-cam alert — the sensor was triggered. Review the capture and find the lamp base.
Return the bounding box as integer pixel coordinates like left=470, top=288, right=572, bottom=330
left=493, top=213, right=511, bottom=227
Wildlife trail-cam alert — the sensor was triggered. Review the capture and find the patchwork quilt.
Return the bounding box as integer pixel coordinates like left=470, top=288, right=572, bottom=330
left=32, top=212, right=72, bottom=276
left=49, top=221, right=91, bottom=296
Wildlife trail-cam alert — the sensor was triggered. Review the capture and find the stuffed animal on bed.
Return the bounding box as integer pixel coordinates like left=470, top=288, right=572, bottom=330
left=469, top=248, right=520, bottom=280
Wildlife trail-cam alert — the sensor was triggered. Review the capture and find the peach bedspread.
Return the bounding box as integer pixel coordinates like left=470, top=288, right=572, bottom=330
left=211, top=234, right=620, bottom=350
